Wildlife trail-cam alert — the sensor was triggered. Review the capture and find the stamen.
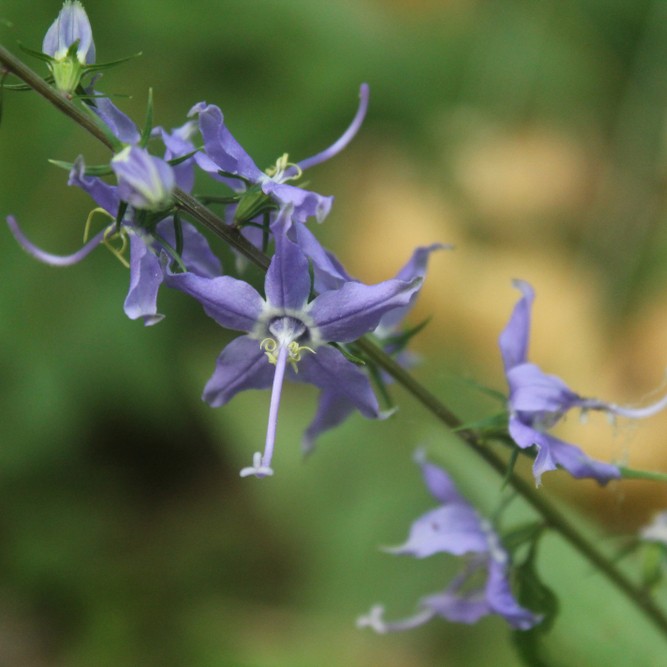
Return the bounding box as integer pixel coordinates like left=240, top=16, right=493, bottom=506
left=83, top=207, right=115, bottom=243
left=356, top=604, right=435, bottom=633
left=265, top=153, right=303, bottom=183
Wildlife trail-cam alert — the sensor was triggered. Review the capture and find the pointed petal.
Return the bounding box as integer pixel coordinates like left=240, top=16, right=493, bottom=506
left=297, top=84, right=369, bottom=171
left=166, top=271, right=263, bottom=332
left=123, top=233, right=164, bottom=326
left=499, top=279, right=534, bottom=372
left=190, top=102, right=264, bottom=182
left=417, top=457, right=469, bottom=506
left=265, top=208, right=311, bottom=310
left=90, top=97, right=140, bottom=145
left=202, top=336, right=274, bottom=407
left=6, top=215, right=105, bottom=267
left=485, top=558, right=542, bottom=630
left=376, top=243, right=446, bottom=335
left=296, top=346, right=381, bottom=418
left=302, top=389, right=356, bottom=455
left=68, top=156, right=120, bottom=214
left=309, top=278, right=422, bottom=343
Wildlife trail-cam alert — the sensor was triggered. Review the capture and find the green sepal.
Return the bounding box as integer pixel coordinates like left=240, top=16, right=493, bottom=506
left=511, top=540, right=560, bottom=667
left=48, top=159, right=114, bottom=176
left=168, top=148, right=199, bottom=167
left=329, top=342, right=366, bottom=367
left=233, top=183, right=277, bottom=225
left=139, top=88, right=154, bottom=148
left=641, top=542, right=666, bottom=591
left=17, top=42, right=54, bottom=64
left=377, top=317, right=431, bottom=353
left=84, top=52, right=143, bottom=73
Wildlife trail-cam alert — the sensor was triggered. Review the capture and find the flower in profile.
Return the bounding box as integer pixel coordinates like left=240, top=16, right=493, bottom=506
left=111, top=146, right=175, bottom=211
left=501, top=279, right=667, bottom=485
left=166, top=207, right=421, bottom=477
left=190, top=84, right=369, bottom=227
left=357, top=453, right=541, bottom=632
left=7, top=156, right=219, bottom=326
left=42, top=1, right=95, bottom=93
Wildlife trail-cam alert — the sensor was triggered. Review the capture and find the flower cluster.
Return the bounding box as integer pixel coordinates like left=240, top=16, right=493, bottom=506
left=358, top=453, right=542, bottom=631
left=8, top=1, right=667, bottom=646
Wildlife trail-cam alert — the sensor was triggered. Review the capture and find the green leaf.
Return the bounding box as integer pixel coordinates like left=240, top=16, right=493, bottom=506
left=140, top=88, right=154, bottom=148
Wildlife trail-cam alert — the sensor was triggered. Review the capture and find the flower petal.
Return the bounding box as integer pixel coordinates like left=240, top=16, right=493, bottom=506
left=499, top=279, right=534, bottom=372
left=68, top=156, right=120, bottom=214
left=202, top=335, right=274, bottom=407
left=155, top=219, right=222, bottom=278
left=295, top=345, right=381, bottom=418
left=123, top=233, right=164, bottom=326
left=309, top=278, right=422, bottom=343
left=165, top=271, right=263, bottom=333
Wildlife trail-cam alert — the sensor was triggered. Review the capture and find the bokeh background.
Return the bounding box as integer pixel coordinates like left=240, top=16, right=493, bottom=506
left=3, top=0, right=667, bottom=664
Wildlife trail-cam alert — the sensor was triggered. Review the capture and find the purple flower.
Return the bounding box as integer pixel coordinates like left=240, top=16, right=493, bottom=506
left=357, top=453, right=541, bottom=632
left=111, top=146, right=175, bottom=211
left=190, top=84, right=369, bottom=226
left=43, top=1, right=95, bottom=64
left=501, top=280, right=667, bottom=485
left=166, top=207, right=421, bottom=477
left=6, top=157, right=220, bottom=326
left=302, top=243, right=445, bottom=454
left=42, top=1, right=95, bottom=93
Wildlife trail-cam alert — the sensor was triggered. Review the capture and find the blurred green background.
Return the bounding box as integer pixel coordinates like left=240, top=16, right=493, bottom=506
left=3, top=0, right=667, bottom=665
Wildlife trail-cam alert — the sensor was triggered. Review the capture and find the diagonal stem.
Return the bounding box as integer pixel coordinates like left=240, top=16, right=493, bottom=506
left=2, top=41, right=667, bottom=639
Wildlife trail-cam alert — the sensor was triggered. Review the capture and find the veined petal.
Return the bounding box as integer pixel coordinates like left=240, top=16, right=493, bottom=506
left=166, top=271, right=264, bottom=332
left=499, top=279, right=534, bottom=372
left=265, top=208, right=311, bottom=310
left=123, top=233, right=164, bottom=326
left=202, top=336, right=274, bottom=407
left=7, top=215, right=105, bottom=267
left=295, top=346, right=381, bottom=419
left=43, top=0, right=95, bottom=64
left=309, top=278, right=422, bottom=343
left=296, top=84, right=370, bottom=171
left=190, top=102, right=264, bottom=182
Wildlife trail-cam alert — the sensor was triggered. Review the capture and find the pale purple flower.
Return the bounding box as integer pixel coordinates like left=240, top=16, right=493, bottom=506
left=190, top=84, right=369, bottom=226
left=6, top=157, right=220, bottom=326
left=43, top=0, right=95, bottom=65
left=42, top=1, right=95, bottom=94
left=302, top=243, right=445, bottom=454
left=166, top=207, right=421, bottom=477
left=111, top=146, right=175, bottom=211
left=357, top=453, right=541, bottom=632
left=501, top=280, right=667, bottom=485
left=640, top=511, right=667, bottom=545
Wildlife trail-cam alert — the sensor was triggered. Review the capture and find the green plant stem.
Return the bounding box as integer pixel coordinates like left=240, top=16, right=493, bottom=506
left=2, top=42, right=667, bottom=638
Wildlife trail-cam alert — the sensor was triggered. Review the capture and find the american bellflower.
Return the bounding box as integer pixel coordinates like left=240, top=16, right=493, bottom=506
left=42, top=0, right=95, bottom=93
left=190, top=84, right=369, bottom=227
left=357, top=453, right=541, bottom=632
left=501, top=279, right=667, bottom=485
left=166, top=208, right=421, bottom=477
left=7, top=152, right=219, bottom=325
